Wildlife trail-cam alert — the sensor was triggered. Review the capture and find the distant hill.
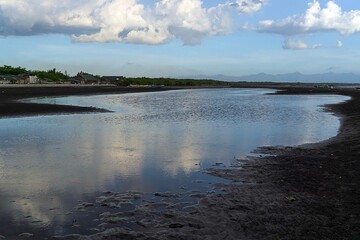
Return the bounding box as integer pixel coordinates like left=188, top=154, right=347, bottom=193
left=179, top=72, right=360, bottom=83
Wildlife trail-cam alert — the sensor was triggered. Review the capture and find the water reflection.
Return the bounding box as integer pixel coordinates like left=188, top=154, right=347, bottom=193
left=0, top=88, right=349, bottom=236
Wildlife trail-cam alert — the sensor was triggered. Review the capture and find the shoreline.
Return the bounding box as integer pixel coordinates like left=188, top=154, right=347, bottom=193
left=143, top=87, right=359, bottom=240
left=1, top=85, right=359, bottom=239
left=111, top=86, right=358, bottom=240
left=0, top=85, right=178, bottom=118
left=201, top=87, right=360, bottom=239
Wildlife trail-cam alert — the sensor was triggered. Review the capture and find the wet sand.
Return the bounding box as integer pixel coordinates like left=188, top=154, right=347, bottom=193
left=1, top=85, right=359, bottom=239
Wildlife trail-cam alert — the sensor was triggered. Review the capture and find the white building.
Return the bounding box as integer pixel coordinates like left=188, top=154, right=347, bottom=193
left=29, top=75, right=39, bottom=84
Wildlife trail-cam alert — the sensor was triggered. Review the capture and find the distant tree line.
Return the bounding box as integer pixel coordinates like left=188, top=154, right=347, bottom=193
left=0, top=65, right=69, bottom=82
left=32, top=68, right=68, bottom=82
left=0, top=65, right=233, bottom=86
left=0, top=65, right=28, bottom=75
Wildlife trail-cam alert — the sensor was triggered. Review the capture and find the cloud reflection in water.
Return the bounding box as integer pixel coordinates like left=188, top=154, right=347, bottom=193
left=0, top=89, right=349, bottom=236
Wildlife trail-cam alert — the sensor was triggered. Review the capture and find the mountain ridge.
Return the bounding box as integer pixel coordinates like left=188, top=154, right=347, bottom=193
left=179, top=72, right=360, bottom=83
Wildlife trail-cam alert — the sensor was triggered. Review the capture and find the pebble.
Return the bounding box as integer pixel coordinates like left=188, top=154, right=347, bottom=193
left=18, top=233, right=33, bottom=238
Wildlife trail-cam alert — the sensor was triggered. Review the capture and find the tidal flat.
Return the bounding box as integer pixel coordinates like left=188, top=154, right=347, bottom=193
left=0, top=86, right=358, bottom=239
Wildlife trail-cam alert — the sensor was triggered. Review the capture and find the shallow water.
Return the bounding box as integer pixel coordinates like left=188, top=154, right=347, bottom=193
left=0, top=88, right=349, bottom=237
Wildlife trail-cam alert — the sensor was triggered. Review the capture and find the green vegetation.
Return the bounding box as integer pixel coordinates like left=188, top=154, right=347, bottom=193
left=0, top=65, right=68, bottom=82
left=0, top=65, right=28, bottom=75
left=32, top=68, right=68, bottom=82
left=76, top=71, right=99, bottom=78
left=0, top=64, right=247, bottom=87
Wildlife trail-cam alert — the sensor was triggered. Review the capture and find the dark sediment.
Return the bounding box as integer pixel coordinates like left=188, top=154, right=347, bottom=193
left=0, top=85, right=174, bottom=118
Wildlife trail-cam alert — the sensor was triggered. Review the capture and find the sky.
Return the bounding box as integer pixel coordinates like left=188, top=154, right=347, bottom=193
left=0, top=0, right=360, bottom=77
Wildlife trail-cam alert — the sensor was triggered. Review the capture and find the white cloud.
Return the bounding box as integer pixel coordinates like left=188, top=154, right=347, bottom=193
left=235, top=0, right=266, bottom=14
left=336, top=40, right=343, bottom=48
left=258, top=1, right=360, bottom=36
left=283, top=39, right=308, bottom=50
left=0, top=0, right=100, bottom=34
left=257, top=1, right=359, bottom=50
left=282, top=38, right=320, bottom=50
left=73, top=0, right=148, bottom=43
left=0, top=0, right=265, bottom=45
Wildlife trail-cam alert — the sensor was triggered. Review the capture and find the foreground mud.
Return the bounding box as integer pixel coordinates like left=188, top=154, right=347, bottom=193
left=0, top=86, right=173, bottom=118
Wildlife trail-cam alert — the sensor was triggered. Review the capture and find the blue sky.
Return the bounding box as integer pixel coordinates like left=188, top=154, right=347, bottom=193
left=0, top=0, right=359, bottom=77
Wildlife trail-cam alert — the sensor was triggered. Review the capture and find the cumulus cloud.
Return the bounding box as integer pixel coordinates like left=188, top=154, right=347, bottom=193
left=231, top=0, right=266, bottom=14
left=258, top=1, right=360, bottom=35
left=282, top=38, right=320, bottom=50
left=0, top=0, right=100, bottom=35
left=0, top=0, right=266, bottom=45
left=257, top=1, right=359, bottom=50
left=283, top=39, right=308, bottom=50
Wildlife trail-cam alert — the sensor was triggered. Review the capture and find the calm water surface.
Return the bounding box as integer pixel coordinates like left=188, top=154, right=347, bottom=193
left=0, top=89, right=349, bottom=237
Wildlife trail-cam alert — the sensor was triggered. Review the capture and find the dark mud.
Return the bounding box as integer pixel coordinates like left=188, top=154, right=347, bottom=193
left=0, top=86, right=174, bottom=118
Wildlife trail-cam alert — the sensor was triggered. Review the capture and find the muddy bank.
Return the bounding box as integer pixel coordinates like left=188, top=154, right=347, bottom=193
left=0, top=85, right=175, bottom=118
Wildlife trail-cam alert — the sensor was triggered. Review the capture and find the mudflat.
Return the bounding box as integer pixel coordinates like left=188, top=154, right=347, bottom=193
left=92, top=87, right=358, bottom=240
left=0, top=85, right=174, bottom=118
left=198, top=87, right=360, bottom=239
left=1, top=85, right=359, bottom=239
